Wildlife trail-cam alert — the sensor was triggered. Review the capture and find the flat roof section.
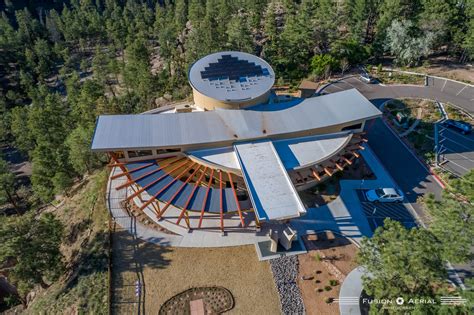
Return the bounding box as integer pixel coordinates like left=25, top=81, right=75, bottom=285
left=188, top=51, right=275, bottom=102
left=234, top=141, right=306, bottom=221
left=91, top=89, right=381, bottom=151
left=272, top=132, right=353, bottom=170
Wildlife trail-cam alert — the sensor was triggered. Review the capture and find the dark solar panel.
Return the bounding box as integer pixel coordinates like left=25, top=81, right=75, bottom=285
left=201, top=55, right=269, bottom=81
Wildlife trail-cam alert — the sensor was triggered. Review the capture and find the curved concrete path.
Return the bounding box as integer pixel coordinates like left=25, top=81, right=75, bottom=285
left=338, top=266, right=367, bottom=315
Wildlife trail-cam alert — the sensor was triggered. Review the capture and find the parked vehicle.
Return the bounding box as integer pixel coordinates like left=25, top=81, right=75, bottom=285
left=365, top=188, right=404, bottom=203
left=359, top=73, right=376, bottom=84
left=442, top=119, right=472, bottom=135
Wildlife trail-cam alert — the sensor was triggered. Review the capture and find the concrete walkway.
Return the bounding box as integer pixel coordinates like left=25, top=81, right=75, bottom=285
left=291, top=145, right=398, bottom=245
left=338, top=267, right=367, bottom=315
left=107, top=144, right=397, bottom=247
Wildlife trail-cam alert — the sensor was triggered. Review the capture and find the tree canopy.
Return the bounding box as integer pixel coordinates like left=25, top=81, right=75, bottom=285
left=0, top=212, right=64, bottom=296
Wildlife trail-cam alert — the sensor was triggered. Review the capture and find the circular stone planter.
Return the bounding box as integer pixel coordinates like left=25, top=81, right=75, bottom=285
left=159, top=286, right=234, bottom=315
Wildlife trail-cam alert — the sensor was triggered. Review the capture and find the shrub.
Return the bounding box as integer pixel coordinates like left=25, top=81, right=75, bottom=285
left=324, top=286, right=332, bottom=291
left=314, top=254, right=321, bottom=262
left=325, top=297, right=333, bottom=304
left=329, top=279, right=338, bottom=286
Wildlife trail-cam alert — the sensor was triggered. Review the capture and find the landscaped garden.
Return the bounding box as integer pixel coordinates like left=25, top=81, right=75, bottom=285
left=383, top=98, right=441, bottom=164
left=369, top=69, right=425, bottom=85
left=297, top=232, right=359, bottom=315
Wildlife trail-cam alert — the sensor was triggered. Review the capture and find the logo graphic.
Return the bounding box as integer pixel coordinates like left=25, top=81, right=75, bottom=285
left=440, top=296, right=467, bottom=306
left=396, top=297, right=404, bottom=305
left=333, top=297, right=359, bottom=305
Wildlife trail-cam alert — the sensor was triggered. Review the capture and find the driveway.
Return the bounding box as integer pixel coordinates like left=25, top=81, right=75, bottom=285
left=321, top=76, right=474, bottom=114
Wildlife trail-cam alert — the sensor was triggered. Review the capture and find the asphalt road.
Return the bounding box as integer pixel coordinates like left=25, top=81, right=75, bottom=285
left=322, top=75, right=474, bottom=114
left=438, top=126, right=474, bottom=176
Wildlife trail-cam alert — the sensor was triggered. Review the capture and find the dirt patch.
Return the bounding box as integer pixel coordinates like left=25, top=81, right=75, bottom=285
left=298, top=232, right=359, bottom=315
left=111, top=228, right=280, bottom=315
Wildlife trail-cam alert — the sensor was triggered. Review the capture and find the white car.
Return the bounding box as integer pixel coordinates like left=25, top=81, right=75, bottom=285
left=365, top=188, right=404, bottom=203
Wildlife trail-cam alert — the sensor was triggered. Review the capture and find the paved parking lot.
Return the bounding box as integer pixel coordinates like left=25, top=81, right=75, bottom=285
left=437, top=126, right=474, bottom=176
left=356, top=190, right=417, bottom=232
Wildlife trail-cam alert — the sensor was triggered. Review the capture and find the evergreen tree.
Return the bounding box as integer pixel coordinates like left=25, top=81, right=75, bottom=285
left=226, top=12, right=254, bottom=53
left=425, top=170, right=474, bottom=263
left=358, top=219, right=448, bottom=314
left=0, top=212, right=64, bottom=295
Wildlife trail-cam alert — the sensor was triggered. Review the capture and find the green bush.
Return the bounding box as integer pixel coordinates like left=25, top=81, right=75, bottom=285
left=329, top=279, right=338, bottom=286
left=324, top=286, right=332, bottom=291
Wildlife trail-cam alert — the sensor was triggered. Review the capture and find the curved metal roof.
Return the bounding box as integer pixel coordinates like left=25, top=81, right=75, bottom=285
left=91, top=89, right=381, bottom=151
left=188, top=51, right=275, bottom=102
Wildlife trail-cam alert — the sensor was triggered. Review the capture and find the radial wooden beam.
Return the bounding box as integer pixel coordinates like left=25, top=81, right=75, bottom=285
left=122, top=159, right=188, bottom=197
left=324, top=167, right=333, bottom=177
left=353, top=151, right=360, bottom=158
left=176, top=167, right=208, bottom=226
left=357, top=145, right=365, bottom=150
left=335, top=163, right=344, bottom=171
left=219, top=171, right=224, bottom=233
left=198, top=169, right=214, bottom=228
left=342, top=156, right=353, bottom=165
left=111, top=162, right=155, bottom=179
left=140, top=162, right=197, bottom=211
left=310, top=168, right=321, bottom=181
left=156, top=165, right=202, bottom=220
left=227, top=172, right=245, bottom=227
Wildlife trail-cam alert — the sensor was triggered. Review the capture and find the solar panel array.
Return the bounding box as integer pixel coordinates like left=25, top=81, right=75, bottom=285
left=200, top=54, right=270, bottom=82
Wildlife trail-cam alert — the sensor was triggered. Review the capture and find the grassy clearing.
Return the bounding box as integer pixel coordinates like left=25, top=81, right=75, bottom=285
left=26, top=170, right=110, bottom=315
left=370, top=70, right=425, bottom=85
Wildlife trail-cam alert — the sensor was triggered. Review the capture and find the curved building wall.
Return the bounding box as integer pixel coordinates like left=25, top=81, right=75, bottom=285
left=192, top=88, right=271, bottom=110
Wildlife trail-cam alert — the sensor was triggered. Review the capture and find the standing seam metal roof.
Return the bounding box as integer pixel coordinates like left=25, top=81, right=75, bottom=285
left=91, top=89, right=381, bottom=151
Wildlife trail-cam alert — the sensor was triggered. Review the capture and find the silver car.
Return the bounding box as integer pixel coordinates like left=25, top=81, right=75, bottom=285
left=365, top=188, right=404, bottom=203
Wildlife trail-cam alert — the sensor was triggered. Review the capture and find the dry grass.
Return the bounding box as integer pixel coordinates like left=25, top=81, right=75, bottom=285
left=111, top=228, right=280, bottom=315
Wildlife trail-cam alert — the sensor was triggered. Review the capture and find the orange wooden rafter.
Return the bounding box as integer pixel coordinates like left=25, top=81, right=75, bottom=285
left=227, top=172, right=245, bottom=227
left=353, top=151, right=360, bottom=158
left=117, top=158, right=185, bottom=191
left=342, top=157, right=353, bottom=165
left=176, top=167, right=208, bottom=227
left=335, top=163, right=344, bottom=171
left=123, top=159, right=188, bottom=199
left=310, top=168, right=321, bottom=181
left=140, top=162, right=197, bottom=211
left=198, top=169, right=214, bottom=228
left=111, top=162, right=155, bottom=179
left=157, top=165, right=202, bottom=220
left=324, top=167, right=333, bottom=176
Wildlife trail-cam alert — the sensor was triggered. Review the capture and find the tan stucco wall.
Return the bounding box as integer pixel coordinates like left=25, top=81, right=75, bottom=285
left=192, top=88, right=271, bottom=110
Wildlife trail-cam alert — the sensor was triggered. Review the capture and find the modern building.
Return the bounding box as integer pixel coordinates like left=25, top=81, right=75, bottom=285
left=91, top=51, right=381, bottom=234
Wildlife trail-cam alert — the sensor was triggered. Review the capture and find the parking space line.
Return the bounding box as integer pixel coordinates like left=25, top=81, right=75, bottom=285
left=443, top=159, right=470, bottom=172
left=441, top=137, right=474, bottom=154
left=441, top=79, right=447, bottom=92
left=456, top=85, right=468, bottom=96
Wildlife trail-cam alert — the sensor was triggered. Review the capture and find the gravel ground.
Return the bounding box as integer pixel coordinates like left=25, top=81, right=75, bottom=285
left=270, top=256, right=305, bottom=315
